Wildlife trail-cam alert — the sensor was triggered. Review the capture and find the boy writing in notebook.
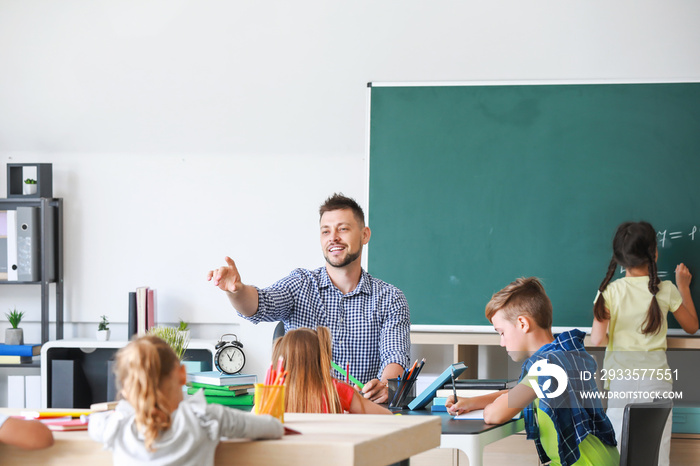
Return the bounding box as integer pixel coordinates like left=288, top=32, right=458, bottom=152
left=446, top=277, right=618, bottom=466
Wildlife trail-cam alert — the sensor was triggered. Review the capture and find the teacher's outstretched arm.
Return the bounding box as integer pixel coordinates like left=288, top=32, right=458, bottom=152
left=207, top=256, right=260, bottom=317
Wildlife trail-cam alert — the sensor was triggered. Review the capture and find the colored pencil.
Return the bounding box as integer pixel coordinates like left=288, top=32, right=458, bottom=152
left=330, top=361, right=364, bottom=388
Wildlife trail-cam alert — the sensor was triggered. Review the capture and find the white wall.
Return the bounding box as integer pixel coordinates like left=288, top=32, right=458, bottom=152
left=1, top=0, right=699, bottom=380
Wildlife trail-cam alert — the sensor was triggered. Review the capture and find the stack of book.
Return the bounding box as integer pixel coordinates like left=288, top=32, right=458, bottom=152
left=187, top=371, right=257, bottom=409
left=0, top=343, right=41, bottom=364
left=127, top=286, right=157, bottom=338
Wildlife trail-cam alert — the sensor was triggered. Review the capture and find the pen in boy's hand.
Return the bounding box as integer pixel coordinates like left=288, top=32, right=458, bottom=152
left=451, top=367, right=458, bottom=404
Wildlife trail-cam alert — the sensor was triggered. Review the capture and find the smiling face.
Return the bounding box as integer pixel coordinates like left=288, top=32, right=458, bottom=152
left=491, top=310, right=529, bottom=362
left=320, top=208, right=370, bottom=268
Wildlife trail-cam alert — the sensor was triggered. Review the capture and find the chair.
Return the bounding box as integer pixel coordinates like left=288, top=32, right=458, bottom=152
left=619, top=398, right=673, bottom=466
left=272, top=321, right=285, bottom=345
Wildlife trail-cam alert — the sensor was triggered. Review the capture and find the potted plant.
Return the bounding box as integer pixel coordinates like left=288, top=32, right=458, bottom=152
left=5, top=308, right=25, bottom=345
left=177, top=318, right=190, bottom=342
left=148, top=326, right=190, bottom=361
left=23, top=178, right=37, bottom=195
left=96, top=315, right=110, bottom=341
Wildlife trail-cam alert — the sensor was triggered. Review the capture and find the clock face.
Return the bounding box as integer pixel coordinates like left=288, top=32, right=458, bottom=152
left=217, top=345, right=245, bottom=374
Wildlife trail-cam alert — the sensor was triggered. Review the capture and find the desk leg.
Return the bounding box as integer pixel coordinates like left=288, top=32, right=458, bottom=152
left=439, top=419, right=525, bottom=466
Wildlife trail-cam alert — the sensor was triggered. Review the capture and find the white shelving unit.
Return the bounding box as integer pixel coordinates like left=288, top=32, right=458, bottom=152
left=40, top=338, right=216, bottom=409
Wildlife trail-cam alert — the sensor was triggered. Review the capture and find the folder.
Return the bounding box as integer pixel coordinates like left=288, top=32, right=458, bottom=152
left=7, top=375, right=26, bottom=408
left=16, top=206, right=39, bottom=281
left=25, top=375, right=42, bottom=409
left=7, top=210, right=18, bottom=281
left=0, top=211, right=7, bottom=280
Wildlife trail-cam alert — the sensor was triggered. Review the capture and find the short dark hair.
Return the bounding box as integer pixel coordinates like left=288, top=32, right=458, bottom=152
left=485, top=277, right=553, bottom=330
left=319, top=193, right=365, bottom=225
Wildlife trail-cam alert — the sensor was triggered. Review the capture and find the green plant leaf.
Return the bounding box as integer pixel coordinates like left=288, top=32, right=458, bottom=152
left=147, top=326, right=190, bottom=361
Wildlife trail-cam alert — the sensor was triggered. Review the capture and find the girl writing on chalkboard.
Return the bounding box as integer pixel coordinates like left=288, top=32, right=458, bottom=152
left=591, top=221, right=698, bottom=466
left=272, top=327, right=391, bottom=414
left=88, top=336, right=283, bottom=466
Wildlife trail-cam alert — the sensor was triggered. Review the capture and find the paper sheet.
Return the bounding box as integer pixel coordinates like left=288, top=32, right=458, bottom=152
left=453, top=409, right=520, bottom=420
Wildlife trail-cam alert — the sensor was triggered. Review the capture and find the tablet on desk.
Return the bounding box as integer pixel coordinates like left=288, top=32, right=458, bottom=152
left=408, top=362, right=467, bottom=411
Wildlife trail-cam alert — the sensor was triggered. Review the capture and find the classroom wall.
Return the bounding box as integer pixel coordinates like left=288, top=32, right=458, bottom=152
left=1, top=1, right=699, bottom=382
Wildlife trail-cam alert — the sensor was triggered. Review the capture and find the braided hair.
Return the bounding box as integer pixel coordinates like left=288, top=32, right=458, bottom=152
left=594, top=221, right=663, bottom=335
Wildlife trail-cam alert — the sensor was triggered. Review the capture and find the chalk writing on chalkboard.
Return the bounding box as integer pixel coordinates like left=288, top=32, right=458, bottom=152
left=648, top=227, right=700, bottom=279
left=657, top=227, right=698, bottom=248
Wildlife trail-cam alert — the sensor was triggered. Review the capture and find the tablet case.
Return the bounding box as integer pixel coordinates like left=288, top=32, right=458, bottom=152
left=408, top=362, right=467, bottom=410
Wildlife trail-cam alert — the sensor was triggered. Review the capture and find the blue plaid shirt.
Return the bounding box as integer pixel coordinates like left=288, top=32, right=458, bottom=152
left=243, top=267, right=411, bottom=383
left=519, top=329, right=617, bottom=466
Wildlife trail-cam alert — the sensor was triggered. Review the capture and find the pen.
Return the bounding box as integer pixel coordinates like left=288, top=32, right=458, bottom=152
left=451, top=366, right=458, bottom=405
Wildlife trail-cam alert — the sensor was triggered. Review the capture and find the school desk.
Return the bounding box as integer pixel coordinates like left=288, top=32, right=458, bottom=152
left=401, top=409, right=525, bottom=466
left=0, top=410, right=441, bottom=465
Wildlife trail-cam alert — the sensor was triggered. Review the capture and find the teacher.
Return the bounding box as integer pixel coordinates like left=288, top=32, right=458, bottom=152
left=207, top=193, right=411, bottom=403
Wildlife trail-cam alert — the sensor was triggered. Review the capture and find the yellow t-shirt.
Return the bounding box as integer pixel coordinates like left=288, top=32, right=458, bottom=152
left=535, top=399, right=620, bottom=466
left=596, top=277, right=682, bottom=388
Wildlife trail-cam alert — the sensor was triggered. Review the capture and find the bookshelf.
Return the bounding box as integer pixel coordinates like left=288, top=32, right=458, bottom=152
left=0, top=197, right=63, bottom=345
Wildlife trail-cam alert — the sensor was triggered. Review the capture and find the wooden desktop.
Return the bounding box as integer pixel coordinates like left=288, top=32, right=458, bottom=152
left=0, top=411, right=441, bottom=465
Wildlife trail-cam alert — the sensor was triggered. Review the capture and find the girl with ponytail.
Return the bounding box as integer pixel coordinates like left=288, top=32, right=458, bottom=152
left=591, top=221, right=698, bottom=466
left=88, top=336, right=283, bottom=465
left=272, top=327, right=391, bottom=414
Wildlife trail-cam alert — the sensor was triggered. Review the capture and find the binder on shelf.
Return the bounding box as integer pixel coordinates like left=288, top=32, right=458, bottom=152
left=7, top=209, right=18, bottom=281
left=7, top=375, right=26, bottom=408
left=0, top=210, right=7, bottom=280
left=16, top=206, right=39, bottom=282
left=25, top=375, right=41, bottom=409
left=44, top=205, right=57, bottom=281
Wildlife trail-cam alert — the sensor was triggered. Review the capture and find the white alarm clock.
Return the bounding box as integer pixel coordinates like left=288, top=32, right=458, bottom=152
left=214, top=333, right=246, bottom=375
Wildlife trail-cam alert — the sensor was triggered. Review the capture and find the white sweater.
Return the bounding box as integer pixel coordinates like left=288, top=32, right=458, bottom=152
left=88, top=390, right=283, bottom=466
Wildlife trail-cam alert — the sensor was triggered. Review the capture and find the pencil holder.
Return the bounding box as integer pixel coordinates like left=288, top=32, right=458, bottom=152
left=387, top=377, right=417, bottom=409
left=254, top=384, right=285, bottom=423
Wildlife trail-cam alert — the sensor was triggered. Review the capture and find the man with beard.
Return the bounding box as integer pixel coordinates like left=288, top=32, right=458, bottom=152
left=207, top=193, right=410, bottom=403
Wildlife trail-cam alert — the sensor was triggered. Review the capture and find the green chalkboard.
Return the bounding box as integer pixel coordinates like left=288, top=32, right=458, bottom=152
left=368, top=82, right=700, bottom=328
